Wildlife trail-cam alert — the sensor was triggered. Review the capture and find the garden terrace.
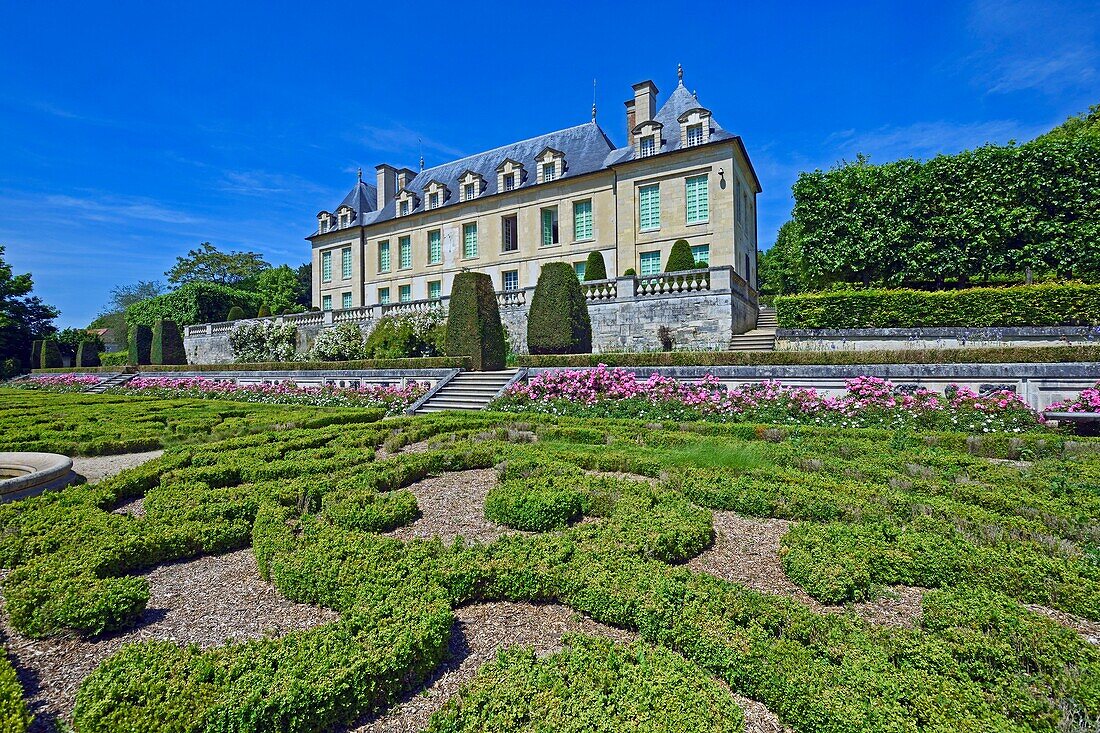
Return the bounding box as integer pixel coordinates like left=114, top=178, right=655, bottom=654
left=0, top=391, right=1097, bottom=732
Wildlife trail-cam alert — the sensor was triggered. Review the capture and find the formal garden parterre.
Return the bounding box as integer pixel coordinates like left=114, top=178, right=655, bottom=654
left=0, top=389, right=1098, bottom=732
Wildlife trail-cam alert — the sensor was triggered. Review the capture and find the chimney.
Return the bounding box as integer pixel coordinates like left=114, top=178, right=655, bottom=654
left=396, top=168, right=416, bottom=191
left=632, top=80, right=658, bottom=125
left=375, top=164, right=396, bottom=210
left=624, top=99, right=636, bottom=138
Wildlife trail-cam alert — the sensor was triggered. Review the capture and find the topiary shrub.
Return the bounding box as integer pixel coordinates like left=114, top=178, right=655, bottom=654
left=583, top=251, right=607, bottom=281
left=226, top=306, right=245, bottom=322
left=100, top=351, right=129, bottom=368
left=128, top=325, right=153, bottom=366
left=623, top=268, right=636, bottom=276
left=527, top=262, right=592, bottom=355
left=151, top=320, right=186, bottom=365
left=665, top=239, right=696, bottom=272
left=257, top=305, right=271, bottom=318
left=40, top=340, right=62, bottom=369
left=30, top=340, right=43, bottom=369
left=445, top=272, right=506, bottom=371
left=484, top=477, right=586, bottom=531
left=76, top=341, right=102, bottom=367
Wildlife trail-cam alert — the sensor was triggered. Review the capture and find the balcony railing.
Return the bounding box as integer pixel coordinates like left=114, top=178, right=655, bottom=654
left=635, top=268, right=712, bottom=297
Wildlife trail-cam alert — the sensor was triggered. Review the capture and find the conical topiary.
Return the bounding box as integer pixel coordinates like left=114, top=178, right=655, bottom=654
left=30, top=340, right=43, bottom=369
left=445, top=272, right=506, bottom=371
left=129, top=325, right=153, bottom=366
left=527, top=262, right=592, bottom=355
left=583, top=251, right=607, bottom=282
left=257, top=305, right=271, bottom=318
left=226, top=306, right=246, bottom=321
left=665, top=240, right=696, bottom=272
left=151, top=320, right=187, bottom=365
left=40, top=340, right=63, bottom=369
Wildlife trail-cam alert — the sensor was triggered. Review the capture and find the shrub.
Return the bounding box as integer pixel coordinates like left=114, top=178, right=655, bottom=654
left=364, top=308, right=446, bottom=359
left=151, top=320, right=187, bottom=365
left=775, top=283, right=1100, bottom=329
left=257, top=305, right=271, bottom=318
left=0, top=655, right=30, bottom=733
left=485, top=473, right=586, bottom=531
left=41, top=340, right=63, bottom=369
left=30, top=340, right=42, bottom=369
left=127, top=282, right=260, bottom=329
left=623, top=268, right=636, bottom=276
left=582, top=251, right=607, bottom=281
left=76, top=341, right=101, bottom=367
left=0, top=358, right=20, bottom=379
left=445, top=272, right=506, bottom=371
left=527, top=263, right=592, bottom=355
left=228, top=321, right=298, bottom=363
left=226, top=306, right=245, bottom=321
left=665, top=239, right=696, bottom=272
left=128, top=325, right=153, bottom=366
left=308, top=322, right=366, bottom=361
left=99, top=351, right=129, bottom=368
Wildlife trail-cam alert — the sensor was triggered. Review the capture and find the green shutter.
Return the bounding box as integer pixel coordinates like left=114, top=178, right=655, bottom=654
left=686, top=175, right=709, bottom=224
left=463, top=224, right=478, bottom=258
left=640, top=251, right=661, bottom=276
left=399, top=236, right=411, bottom=268
left=639, top=185, right=660, bottom=231
left=428, top=230, right=442, bottom=264
left=341, top=247, right=353, bottom=279
left=573, top=200, right=592, bottom=240
left=379, top=241, right=390, bottom=272
left=321, top=252, right=332, bottom=282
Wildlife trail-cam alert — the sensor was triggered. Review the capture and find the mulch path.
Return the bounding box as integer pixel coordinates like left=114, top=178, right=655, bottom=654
left=384, top=468, right=525, bottom=545
left=70, top=450, right=164, bottom=484
left=1026, top=604, right=1100, bottom=645
left=1, top=549, right=337, bottom=732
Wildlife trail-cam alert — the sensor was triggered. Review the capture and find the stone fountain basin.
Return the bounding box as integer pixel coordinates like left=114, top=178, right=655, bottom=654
left=0, top=452, right=77, bottom=503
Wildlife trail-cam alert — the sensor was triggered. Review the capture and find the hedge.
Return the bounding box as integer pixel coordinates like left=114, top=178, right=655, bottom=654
left=76, top=341, right=102, bottom=367
left=775, top=283, right=1100, bottom=329
left=528, top=262, right=592, bottom=355
left=582, top=251, right=607, bottom=281
left=32, top=356, right=470, bottom=374
left=40, top=340, right=62, bottom=369
left=0, top=656, right=30, bottom=733
left=665, top=239, right=696, bottom=272
left=151, top=320, right=187, bottom=366
left=128, top=324, right=152, bottom=366
left=126, top=282, right=261, bottom=329
left=30, top=340, right=42, bottom=369
left=445, top=272, right=506, bottom=371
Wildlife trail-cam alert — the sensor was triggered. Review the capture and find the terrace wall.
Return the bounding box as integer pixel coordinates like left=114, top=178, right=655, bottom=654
left=777, top=326, right=1100, bottom=352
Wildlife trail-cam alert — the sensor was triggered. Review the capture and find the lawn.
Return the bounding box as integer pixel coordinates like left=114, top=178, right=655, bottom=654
left=0, top=389, right=1098, bottom=732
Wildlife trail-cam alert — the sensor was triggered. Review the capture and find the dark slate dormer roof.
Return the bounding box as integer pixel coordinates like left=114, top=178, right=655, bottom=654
left=337, top=179, right=377, bottom=223
left=605, top=81, right=734, bottom=166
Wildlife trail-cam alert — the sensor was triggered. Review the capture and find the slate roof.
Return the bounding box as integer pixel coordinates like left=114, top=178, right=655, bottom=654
left=312, top=79, right=735, bottom=236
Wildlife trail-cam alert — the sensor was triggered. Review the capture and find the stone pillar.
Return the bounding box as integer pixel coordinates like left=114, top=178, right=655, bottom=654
left=710, top=266, right=732, bottom=292
left=616, top=275, right=637, bottom=302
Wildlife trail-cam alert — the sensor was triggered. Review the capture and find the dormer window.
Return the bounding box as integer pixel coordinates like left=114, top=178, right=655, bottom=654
left=399, top=200, right=410, bottom=216
left=464, top=182, right=476, bottom=200
left=459, top=170, right=484, bottom=202
left=496, top=158, right=524, bottom=192
left=317, top=211, right=332, bottom=233
left=336, top=205, right=355, bottom=228
left=632, top=120, right=663, bottom=158
left=429, top=192, right=440, bottom=209
left=395, top=188, right=417, bottom=217
left=424, top=179, right=448, bottom=210
left=677, top=108, right=712, bottom=148
left=536, top=147, right=565, bottom=184
left=640, top=135, right=656, bottom=157
left=541, top=162, right=556, bottom=181
left=686, top=123, right=704, bottom=147
left=503, top=173, right=515, bottom=191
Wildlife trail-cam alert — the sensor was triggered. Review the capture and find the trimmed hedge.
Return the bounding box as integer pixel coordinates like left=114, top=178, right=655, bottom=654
left=76, top=341, right=102, bottom=367
left=665, top=239, right=695, bottom=272
left=32, top=356, right=469, bottom=374
left=445, top=272, right=506, bottom=371
left=484, top=476, right=586, bottom=531
left=126, top=283, right=260, bottom=329
left=528, top=262, right=592, bottom=355
left=128, top=324, right=152, bottom=366
left=582, top=251, right=607, bottom=281
left=226, top=306, right=245, bottom=321
left=30, top=340, right=42, bottom=369
left=40, top=340, right=62, bottom=369
left=151, top=320, right=187, bottom=366
left=775, top=283, right=1100, bottom=329
left=0, top=656, right=30, bottom=733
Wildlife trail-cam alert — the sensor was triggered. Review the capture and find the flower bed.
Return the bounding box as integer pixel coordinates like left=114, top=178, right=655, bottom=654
left=11, top=374, right=101, bottom=392
left=490, top=366, right=1044, bottom=433
left=1049, top=381, right=1100, bottom=413
left=111, top=376, right=427, bottom=413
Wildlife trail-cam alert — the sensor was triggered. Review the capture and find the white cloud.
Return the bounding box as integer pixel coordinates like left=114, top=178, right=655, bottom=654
left=824, top=119, right=1047, bottom=161
left=358, top=123, right=465, bottom=160
left=43, top=194, right=197, bottom=225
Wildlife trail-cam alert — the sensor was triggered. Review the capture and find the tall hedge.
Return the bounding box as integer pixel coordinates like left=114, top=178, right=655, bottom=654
left=445, top=272, right=506, bottom=371
left=128, top=325, right=153, bottom=366
left=775, top=282, right=1100, bottom=329
left=76, top=341, right=101, bottom=368
left=30, top=340, right=43, bottom=369
left=40, top=340, right=62, bottom=369
left=583, top=251, right=608, bottom=281
left=151, top=320, right=187, bottom=365
left=665, top=240, right=696, bottom=272
left=227, top=306, right=246, bottom=321
left=126, top=282, right=260, bottom=329
left=257, top=305, right=271, bottom=318
left=527, top=262, right=592, bottom=355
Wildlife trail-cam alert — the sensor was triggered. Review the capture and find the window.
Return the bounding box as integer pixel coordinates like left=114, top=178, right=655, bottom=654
left=428, top=280, right=441, bottom=300
left=501, top=215, right=518, bottom=252
left=399, top=200, right=410, bottom=217
left=399, top=284, right=411, bottom=303
left=686, top=123, right=704, bottom=147
left=341, top=292, right=353, bottom=309
left=463, top=182, right=476, bottom=201
left=428, top=230, right=442, bottom=264
left=640, top=135, right=656, bottom=157
left=503, top=172, right=515, bottom=191
left=686, top=174, right=709, bottom=224
left=341, top=246, right=352, bottom=279
left=638, top=184, right=660, bottom=231
left=573, top=200, right=592, bottom=241
left=399, top=236, right=412, bottom=269
left=321, top=294, right=332, bottom=311
left=378, top=287, right=390, bottom=304
left=639, top=250, right=662, bottom=276
left=541, top=207, right=559, bottom=246
left=378, top=241, right=391, bottom=273
left=503, top=270, right=519, bottom=291
left=574, top=262, right=586, bottom=280
left=463, top=223, right=478, bottom=258
left=541, top=161, right=556, bottom=182
left=321, top=251, right=332, bottom=282
left=691, top=244, right=710, bottom=267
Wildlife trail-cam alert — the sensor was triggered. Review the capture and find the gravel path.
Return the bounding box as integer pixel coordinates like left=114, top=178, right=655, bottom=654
left=1026, top=604, right=1100, bottom=645
left=71, top=450, right=164, bottom=484
left=1, top=549, right=338, bottom=732
left=385, top=468, right=524, bottom=545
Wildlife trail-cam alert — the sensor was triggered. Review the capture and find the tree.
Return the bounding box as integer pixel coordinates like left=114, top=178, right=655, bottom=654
left=527, top=262, right=592, bottom=355
left=0, top=245, right=58, bottom=373
left=445, top=272, right=506, bottom=371
left=583, top=251, right=608, bottom=281
left=758, top=221, right=807, bottom=296
left=255, top=265, right=304, bottom=314
left=295, top=262, right=313, bottom=307
left=76, top=341, right=101, bottom=367
left=226, top=306, right=246, bottom=321
left=665, top=240, right=696, bottom=272
left=99, top=280, right=167, bottom=316
left=165, top=242, right=270, bottom=287
left=55, top=327, right=104, bottom=362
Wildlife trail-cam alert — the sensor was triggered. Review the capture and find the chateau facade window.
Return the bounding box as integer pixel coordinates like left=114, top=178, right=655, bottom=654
left=428, top=280, right=441, bottom=300
left=399, top=284, right=411, bottom=302
left=638, top=184, right=661, bottom=232
left=691, top=244, right=710, bottom=266
left=398, top=236, right=412, bottom=269
left=317, top=211, right=332, bottom=233
left=342, top=292, right=353, bottom=309
left=685, top=174, right=709, bottom=224
left=424, top=180, right=448, bottom=210
left=395, top=188, right=417, bottom=217
left=633, top=120, right=663, bottom=158
left=428, top=229, right=442, bottom=264
left=573, top=199, right=593, bottom=241
left=462, top=222, right=478, bottom=259
left=459, top=171, right=484, bottom=202
left=502, top=270, right=519, bottom=291
left=321, top=251, right=332, bottom=282
left=336, top=205, right=354, bottom=228
left=540, top=207, right=559, bottom=246
left=496, top=159, right=524, bottom=192
left=501, top=215, right=519, bottom=252
left=378, top=287, right=390, bottom=304
left=536, top=147, right=564, bottom=183
left=639, top=250, right=661, bottom=276
left=322, top=294, right=332, bottom=311
left=341, top=246, right=353, bottom=279
left=378, top=240, right=391, bottom=273
left=677, top=108, right=712, bottom=147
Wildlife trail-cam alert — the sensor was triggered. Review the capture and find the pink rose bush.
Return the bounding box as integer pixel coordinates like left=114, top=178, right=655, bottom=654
left=13, top=374, right=102, bottom=392
left=490, top=365, right=1044, bottom=433
left=1048, top=381, right=1100, bottom=413
left=112, top=376, right=427, bottom=413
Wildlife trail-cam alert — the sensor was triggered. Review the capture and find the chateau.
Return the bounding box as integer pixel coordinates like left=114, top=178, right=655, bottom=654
left=309, top=69, right=761, bottom=312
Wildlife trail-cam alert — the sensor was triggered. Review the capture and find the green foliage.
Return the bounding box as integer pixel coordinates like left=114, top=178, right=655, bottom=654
left=527, top=263, right=592, bottom=355
left=151, top=320, right=187, bottom=365
left=129, top=324, right=153, bottom=366
left=226, top=306, right=245, bottom=321
left=426, top=635, right=743, bottom=733
left=445, top=272, right=506, bottom=371
left=127, top=282, right=260, bottom=329
left=0, top=655, right=31, bottom=733
left=0, top=244, right=58, bottom=372
left=256, top=305, right=271, bottom=318
left=99, top=351, right=129, bottom=368
left=308, top=322, right=366, bottom=361
left=30, top=340, right=42, bottom=368
left=254, top=265, right=304, bottom=314
left=76, top=340, right=102, bottom=367
left=40, top=339, right=62, bottom=368
left=485, top=470, right=586, bottom=531
left=1037, top=103, right=1100, bottom=142
left=363, top=308, right=446, bottom=359
left=229, top=321, right=298, bottom=363
left=665, top=239, right=696, bottom=272
left=775, top=282, right=1100, bottom=328
left=165, top=242, right=270, bottom=288
left=623, top=268, right=636, bottom=276
left=582, top=251, right=607, bottom=281
left=758, top=220, right=806, bottom=295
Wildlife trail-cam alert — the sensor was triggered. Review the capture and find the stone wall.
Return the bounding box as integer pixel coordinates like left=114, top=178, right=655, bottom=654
left=777, top=326, right=1100, bottom=352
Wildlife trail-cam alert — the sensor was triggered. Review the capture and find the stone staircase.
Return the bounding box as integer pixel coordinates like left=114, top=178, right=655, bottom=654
left=728, top=306, right=778, bottom=351
left=413, top=370, right=520, bottom=413
left=85, top=372, right=136, bottom=394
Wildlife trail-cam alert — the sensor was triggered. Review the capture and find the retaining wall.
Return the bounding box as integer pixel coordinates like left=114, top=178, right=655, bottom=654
left=777, top=326, right=1100, bottom=352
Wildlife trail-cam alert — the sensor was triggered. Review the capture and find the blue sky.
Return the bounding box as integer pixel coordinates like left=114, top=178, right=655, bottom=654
left=1, top=1, right=1097, bottom=328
